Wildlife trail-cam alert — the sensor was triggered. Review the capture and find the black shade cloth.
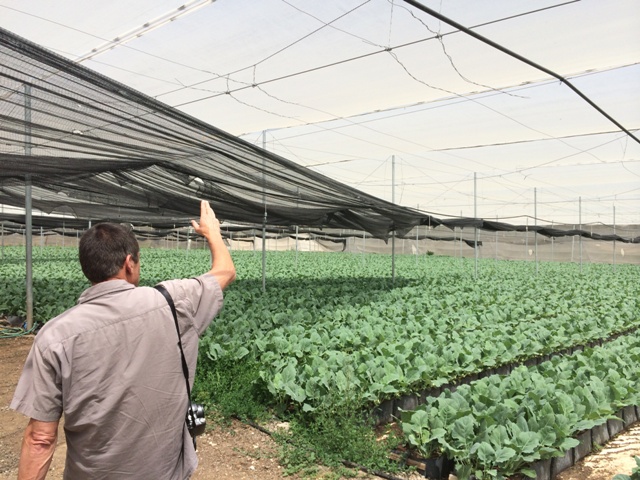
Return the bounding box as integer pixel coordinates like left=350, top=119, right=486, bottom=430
left=1, top=27, right=636, bottom=245
left=0, top=26, right=427, bottom=239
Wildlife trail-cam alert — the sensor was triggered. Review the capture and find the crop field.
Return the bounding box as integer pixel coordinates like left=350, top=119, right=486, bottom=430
left=1, top=246, right=639, bottom=479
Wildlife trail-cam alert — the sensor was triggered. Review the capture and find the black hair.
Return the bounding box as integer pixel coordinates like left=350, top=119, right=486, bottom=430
left=79, top=223, right=140, bottom=284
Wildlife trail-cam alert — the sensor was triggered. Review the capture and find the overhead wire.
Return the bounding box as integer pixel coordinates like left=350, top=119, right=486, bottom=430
left=401, top=0, right=640, bottom=146
left=8, top=0, right=630, bottom=185
left=396, top=0, right=527, bottom=99
left=9, top=0, right=625, bottom=191
left=246, top=83, right=501, bottom=174
left=0, top=3, right=222, bottom=75
left=279, top=0, right=379, bottom=49
left=211, top=1, right=636, bottom=210
left=4, top=3, right=637, bottom=225
left=262, top=63, right=638, bottom=142
left=385, top=50, right=609, bottom=165
left=238, top=64, right=637, bottom=188
left=164, top=1, right=584, bottom=107
left=159, top=0, right=375, bottom=99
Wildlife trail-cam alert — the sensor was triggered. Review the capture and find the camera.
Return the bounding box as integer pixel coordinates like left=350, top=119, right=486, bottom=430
left=186, top=402, right=206, bottom=438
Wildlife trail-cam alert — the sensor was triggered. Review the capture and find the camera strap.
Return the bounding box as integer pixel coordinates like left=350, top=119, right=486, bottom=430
left=154, top=284, right=198, bottom=449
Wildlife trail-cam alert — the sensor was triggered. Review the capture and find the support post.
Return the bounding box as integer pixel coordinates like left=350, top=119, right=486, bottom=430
left=495, top=215, right=498, bottom=261
left=391, top=155, right=396, bottom=284
left=262, top=130, right=267, bottom=293
left=613, top=205, right=616, bottom=271
left=25, top=84, right=34, bottom=330
left=579, top=197, right=583, bottom=273
left=525, top=217, right=529, bottom=260
left=534, top=188, right=538, bottom=275
left=416, top=205, right=419, bottom=264
left=474, top=172, right=478, bottom=279
left=551, top=220, right=554, bottom=262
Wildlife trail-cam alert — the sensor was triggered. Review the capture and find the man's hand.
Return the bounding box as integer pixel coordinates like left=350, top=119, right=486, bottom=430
left=192, top=200, right=236, bottom=289
left=191, top=200, right=220, bottom=240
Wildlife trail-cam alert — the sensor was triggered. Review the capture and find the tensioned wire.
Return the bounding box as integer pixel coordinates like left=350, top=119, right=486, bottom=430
left=3, top=4, right=624, bottom=188
left=402, top=0, right=640, bottom=146
left=235, top=64, right=638, bottom=188
left=3, top=2, right=632, bottom=180
left=0, top=19, right=636, bottom=234
left=157, top=1, right=582, bottom=102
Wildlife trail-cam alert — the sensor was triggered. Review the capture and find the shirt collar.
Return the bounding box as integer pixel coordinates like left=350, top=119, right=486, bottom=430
left=78, top=279, right=136, bottom=304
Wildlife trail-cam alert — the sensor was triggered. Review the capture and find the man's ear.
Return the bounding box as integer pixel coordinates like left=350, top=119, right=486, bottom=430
left=124, top=254, right=135, bottom=272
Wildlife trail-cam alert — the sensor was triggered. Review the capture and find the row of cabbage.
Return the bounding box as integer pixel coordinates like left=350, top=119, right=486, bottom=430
left=1, top=247, right=638, bottom=413
left=401, top=331, right=640, bottom=480
left=207, top=252, right=638, bottom=412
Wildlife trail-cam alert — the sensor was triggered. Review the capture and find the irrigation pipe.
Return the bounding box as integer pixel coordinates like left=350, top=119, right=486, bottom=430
left=242, top=419, right=409, bottom=480
left=0, top=323, right=38, bottom=339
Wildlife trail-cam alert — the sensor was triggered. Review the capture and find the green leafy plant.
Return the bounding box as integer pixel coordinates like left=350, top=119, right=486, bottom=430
left=400, top=333, right=640, bottom=479
left=192, top=352, right=271, bottom=422
left=274, top=391, right=403, bottom=478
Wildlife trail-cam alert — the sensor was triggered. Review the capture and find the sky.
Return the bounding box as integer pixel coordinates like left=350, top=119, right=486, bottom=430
left=1, top=0, right=639, bottom=226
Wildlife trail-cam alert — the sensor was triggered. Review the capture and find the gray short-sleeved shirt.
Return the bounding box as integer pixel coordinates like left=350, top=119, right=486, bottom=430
left=11, top=273, right=223, bottom=480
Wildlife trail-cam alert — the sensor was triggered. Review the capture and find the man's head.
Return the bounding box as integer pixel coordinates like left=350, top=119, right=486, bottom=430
left=79, top=223, right=140, bottom=285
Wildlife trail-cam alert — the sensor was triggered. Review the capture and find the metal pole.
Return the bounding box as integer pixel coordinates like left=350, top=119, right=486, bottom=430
left=495, top=216, right=498, bottom=261
left=525, top=217, right=528, bottom=260
left=571, top=225, right=575, bottom=263
left=579, top=197, right=583, bottom=273
left=391, top=155, right=396, bottom=284
left=262, top=130, right=267, bottom=293
left=551, top=220, right=554, bottom=262
left=25, top=84, right=34, bottom=330
left=460, top=210, right=462, bottom=259
left=416, top=204, right=419, bottom=264
left=613, top=205, right=616, bottom=271
left=534, top=188, right=538, bottom=275
left=474, top=172, right=478, bottom=279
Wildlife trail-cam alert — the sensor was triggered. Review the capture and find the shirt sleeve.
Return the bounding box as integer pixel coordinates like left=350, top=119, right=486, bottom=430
left=10, top=341, right=63, bottom=422
left=161, top=273, right=224, bottom=337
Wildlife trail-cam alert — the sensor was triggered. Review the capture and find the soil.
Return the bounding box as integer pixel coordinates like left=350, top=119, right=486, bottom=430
left=1, top=335, right=639, bottom=480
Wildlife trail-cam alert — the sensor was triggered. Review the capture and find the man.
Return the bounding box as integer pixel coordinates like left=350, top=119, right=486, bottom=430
left=11, top=200, right=236, bottom=479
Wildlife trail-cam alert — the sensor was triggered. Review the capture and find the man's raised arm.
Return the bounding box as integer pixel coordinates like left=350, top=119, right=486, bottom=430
left=190, top=200, right=236, bottom=290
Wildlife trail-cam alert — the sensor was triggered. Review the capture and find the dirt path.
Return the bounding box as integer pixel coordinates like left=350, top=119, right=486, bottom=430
left=1, top=336, right=639, bottom=479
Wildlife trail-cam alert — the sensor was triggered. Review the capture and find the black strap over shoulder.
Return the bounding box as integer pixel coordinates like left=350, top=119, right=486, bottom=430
left=154, top=284, right=197, bottom=447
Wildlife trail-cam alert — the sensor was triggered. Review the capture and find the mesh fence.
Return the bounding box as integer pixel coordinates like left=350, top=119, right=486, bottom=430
left=2, top=221, right=638, bottom=264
